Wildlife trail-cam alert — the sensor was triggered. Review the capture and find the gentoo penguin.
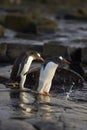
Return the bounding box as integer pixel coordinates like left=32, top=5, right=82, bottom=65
left=37, top=56, right=70, bottom=96
left=10, top=51, right=44, bottom=89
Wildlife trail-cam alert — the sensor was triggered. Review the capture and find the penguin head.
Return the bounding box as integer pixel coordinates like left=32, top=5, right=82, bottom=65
left=59, top=56, right=70, bottom=64
left=30, top=51, right=44, bottom=62
left=57, top=56, right=70, bottom=68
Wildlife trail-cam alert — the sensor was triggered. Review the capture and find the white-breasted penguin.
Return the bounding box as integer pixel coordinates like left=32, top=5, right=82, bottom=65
left=10, top=51, right=44, bottom=89
left=37, top=56, right=70, bottom=96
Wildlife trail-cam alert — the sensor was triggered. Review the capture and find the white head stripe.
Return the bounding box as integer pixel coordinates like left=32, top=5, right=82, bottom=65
left=59, top=56, right=63, bottom=60
left=37, top=53, right=41, bottom=57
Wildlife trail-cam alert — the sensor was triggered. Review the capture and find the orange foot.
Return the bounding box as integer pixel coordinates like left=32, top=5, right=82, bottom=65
left=43, top=91, right=52, bottom=96
left=7, top=82, right=19, bottom=88
left=39, top=91, right=52, bottom=96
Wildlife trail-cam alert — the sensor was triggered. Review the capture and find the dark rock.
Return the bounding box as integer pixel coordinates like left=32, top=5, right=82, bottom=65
left=43, top=41, right=67, bottom=57
left=0, top=25, right=4, bottom=37
left=0, top=15, right=6, bottom=25
left=63, top=8, right=87, bottom=21
left=37, top=17, right=58, bottom=34
left=6, top=43, right=43, bottom=62
left=0, top=42, right=43, bottom=63
left=33, top=120, right=63, bottom=130
left=64, top=14, right=87, bottom=21
left=82, top=47, right=87, bottom=63
left=4, top=14, right=57, bottom=34
left=0, top=43, right=9, bottom=62
left=0, top=120, right=36, bottom=130
left=11, top=63, right=83, bottom=92
left=5, top=14, right=37, bottom=34
left=66, top=47, right=85, bottom=77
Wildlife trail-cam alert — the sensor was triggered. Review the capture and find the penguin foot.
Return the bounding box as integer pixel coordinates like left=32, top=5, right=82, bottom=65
left=7, top=82, right=19, bottom=88
left=39, top=91, right=52, bottom=96
left=43, top=91, right=52, bottom=96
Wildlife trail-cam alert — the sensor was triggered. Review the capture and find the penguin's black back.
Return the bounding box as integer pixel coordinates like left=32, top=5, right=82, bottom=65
left=10, top=52, right=27, bottom=81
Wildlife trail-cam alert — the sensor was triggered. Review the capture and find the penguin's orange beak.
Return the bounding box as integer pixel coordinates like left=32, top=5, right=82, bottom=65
left=40, top=57, right=45, bottom=62
left=63, top=58, right=70, bottom=64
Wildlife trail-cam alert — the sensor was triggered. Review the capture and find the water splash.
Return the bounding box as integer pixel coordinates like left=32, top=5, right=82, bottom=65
left=66, top=82, right=75, bottom=100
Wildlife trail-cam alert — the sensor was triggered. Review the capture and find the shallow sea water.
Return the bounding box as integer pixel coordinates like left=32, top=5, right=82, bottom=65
left=0, top=82, right=87, bottom=130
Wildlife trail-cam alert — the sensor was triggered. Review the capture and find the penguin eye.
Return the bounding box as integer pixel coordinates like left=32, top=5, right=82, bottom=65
left=37, top=53, right=41, bottom=57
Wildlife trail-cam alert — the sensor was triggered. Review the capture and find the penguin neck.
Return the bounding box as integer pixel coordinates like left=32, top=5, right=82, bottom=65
left=21, top=55, right=34, bottom=75
left=27, top=56, right=34, bottom=66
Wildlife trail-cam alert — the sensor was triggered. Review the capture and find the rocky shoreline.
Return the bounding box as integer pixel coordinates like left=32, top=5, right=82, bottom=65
left=0, top=41, right=87, bottom=65
left=0, top=2, right=87, bottom=129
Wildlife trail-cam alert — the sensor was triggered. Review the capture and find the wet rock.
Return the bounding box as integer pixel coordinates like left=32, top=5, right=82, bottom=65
left=9, top=62, right=83, bottom=91
left=0, top=42, right=43, bottom=63
left=68, top=8, right=87, bottom=21
left=32, top=120, right=63, bottom=130
left=56, top=8, right=87, bottom=21
left=36, top=17, right=57, bottom=33
left=6, top=43, right=42, bottom=62
left=66, top=47, right=85, bottom=77
left=6, top=44, right=31, bottom=61
left=0, top=120, right=36, bottom=130
left=82, top=47, right=87, bottom=64
left=0, top=76, right=8, bottom=84
left=0, top=15, right=6, bottom=25
left=4, top=14, right=57, bottom=34
left=0, top=25, right=4, bottom=37
left=0, top=43, right=9, bottom=62
left=64, top=14, right=87, bottom=21
left=5, top=14, right=37, bottom=34
left=43, top=41, right=67, bottom=57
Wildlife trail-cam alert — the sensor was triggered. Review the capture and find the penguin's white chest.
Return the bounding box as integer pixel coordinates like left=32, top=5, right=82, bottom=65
left=40, top=62, right=58, bottom=81
left=21, top=56, right=33, bottom=75
left=38, top=62, right=58, bottom=93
